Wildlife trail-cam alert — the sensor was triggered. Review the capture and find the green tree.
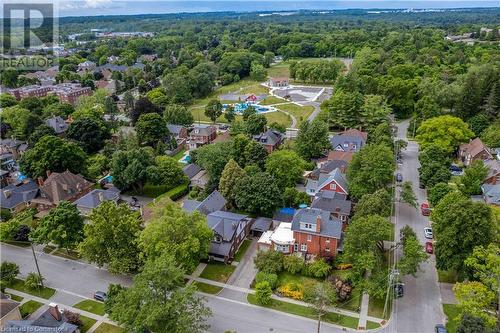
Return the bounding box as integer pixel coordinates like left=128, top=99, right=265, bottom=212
left=110, top=253, right=211, bottom=333
left=139, top=200, right=213, bottom=273
left=242, top=105, right=257, bottom=121
left=110, top=148, right=155, bottom=193
left=325, top=89, right=363, bottom=128
left=164, top=104, right=194, bottom=126
left=415, top=115, right=474, bottom=153
left=254, top=250, right=284, bottom=274
left=0, top=262, right=19, bottom=290
left=360, top=95, right=392, bottom=131
left=265, top=150, right=306, bottom=189
left=398, top=232, right=428, bottom=276
left=294, top=119, right=331, bottom=160
left=432, top=192, right=495, bottom=274
left=19, top=135, right=87, bottom=179
left=250, top=62, right=267, bottom=81
left=454, top=281, right=497, bottom=328
left=66, top=118, right=110, bottom=154
left=428, top=183, right=454, bottom=206
left=192, top=142, right=232, bottom=186
left=86, top=154, right=109, bottom=180
left=32, top=201, right=84, bottom=251
left=204, top=99, right=223, bottom=123
left=234, top=172, right=282, bottom=216
left=353, top=189, right=392, bottom=219
left=79, top=202, right=143, bottom=274
left=255, top=272, right=278, bottom=289
left=307, top=259, right=331, bottom=278
left=243, top=140, right=268, bottom=170
left=400, top=181, right=417, bottom=208
left=224, top=106, right=236, bottom=123
left=0, top=93, right=17, bottom=107
left=457, top=314, right=489, bottom=333
left=1, top=106, right=42, bottom=140
left=303, top=282, right=336, bottom=333
left=135, top=113, right=168, bottom=148
left=460, top=160, right=488, bottom=196
left=123, top=91, right=135, bottom=114
left=245, top=113, right=267, bottom=135
left=480, top=121, right=500, bottom=148
left=149, top=156, right=188, bottom=188
left=25, top=272, right=44, bottom=290
left=28, top=125, right=56, bottom=146
left=219, top=159, right=246, bottom=205
left=464, top=244, right=500, bottom=295
left=347, top=144, right=394, bottom=199
left=255, top=281, right=272, bottom=305
left=283, top=255, right=304, bottom=274
left=467, top=114, right=490, bottom=136
left=42, top=102, right=74, bottom=119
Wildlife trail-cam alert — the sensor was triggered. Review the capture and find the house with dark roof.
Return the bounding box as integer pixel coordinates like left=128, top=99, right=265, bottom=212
left=74, top=187, right=120, bottom=215
left=305, top=168, right=348, bottom=197
left=182, top=164, right=208, bottom=189
left=308, top=159, right=349, bottom=181
left=483, top=159, right=500, bottom=185
left=330, top=129, right=368, bottom=153
left=32, top=171, right=93, bottom=210
left=0, top=139, right=28, bottom=160
left=0, top=180, right=39, bottom=213
left=182, top=190, right=227, bottom=215
left=45, top=116, right=68, bottom=135
left=291, top=207, right=343, bottom=258
left=252, top=129, right=284, bottom=153
left=167, top=124, right=188, bottom=142
left=459, top=138, right=493, bottom=167
left=311, top=191, right=351, bottom=224
left=188, top=124, right=217, bottom=150
left=0, top=295, right=21, bottom=330
left=206, top=211, right=253, bottom=262
left=4, top=303, right=78, bottom=333
left=481, top=184, right=500, bottom=205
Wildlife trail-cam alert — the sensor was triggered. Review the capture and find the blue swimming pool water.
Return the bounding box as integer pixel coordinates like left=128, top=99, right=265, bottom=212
left=223, top=102, right=272, bottom=114
left=179, top=154, right=191, bottom=164
left=104, top=175, right=113, bottom=182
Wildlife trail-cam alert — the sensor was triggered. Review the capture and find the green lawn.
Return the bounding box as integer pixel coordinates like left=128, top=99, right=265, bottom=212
left=443, top=303, right=460, bottom=333
left=73, top=299, right=105, bottom=316
left=19, top=300, right=43, bottom=318
left=234, top=239, right=252, bottom=262
left=438, top=270, right=459, bottom=284
left=193, top=281, right=223, bottom=294
left=368, top=296, right=386, bottom=319
left=199, top=262, right=236, bottom=283
left=267, top=62, right=290, bottom=78
left=171, top=148, right=187, bottom=161
left=277, top=271, right=320, bottom=289
left=6, top=293, right=23, bottom=302
left=93, top=323, right=125, bottom=333
left=276, top=103, right=315, bottom=125
left=9, top=279, right=56, bottom=299
left=247, top=294, right=359, bottom=329
left=367, top=321, right=381, bottom=329
left=80, top=315, right=97, bottom=333
left=264, top=111, right=291, bottom=127
left=260, top=95, right=285, bottom=105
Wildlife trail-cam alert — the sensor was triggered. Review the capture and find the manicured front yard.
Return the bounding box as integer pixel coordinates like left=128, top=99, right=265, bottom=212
left=80, top=315, right=97, bottom=333
left=443, top=303, right=460, bottom=333
left=93, top=323, right=125, bottom=333
left=368, top=296, right=386, bottom=319
left=6, top=293, right=23, bottom=302
left=19, top=300, right=43, bottom=318
left=9, top=279, right=56, bottom=299
left=193, top=281, right=223, bottom=294
left=199, top=262, right=236, bottom=283
left=233, top=239, right=252, bottom=262
left=73, top=299, right=105, bottom=316
left=247, top=294, right=359, bottom=329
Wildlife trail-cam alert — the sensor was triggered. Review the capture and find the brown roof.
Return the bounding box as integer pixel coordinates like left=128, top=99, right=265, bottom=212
left=213, top=131, right=230, bottom=143
left=0, top=298, right=20, bottom=317
left=460, top=138, right=491, bottom=158
left=339, top=128, right=368, bottom=141
left=327, top=150, right=355, bottom=162
left=37, top=171, right=93, bottom=205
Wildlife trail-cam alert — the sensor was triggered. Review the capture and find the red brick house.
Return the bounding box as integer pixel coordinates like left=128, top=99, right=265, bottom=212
left=306, top=168, right=348, bottom=197
left=188, top=124, right=217, bottom=150
left=252, top=129, right=284, bottom=153
left=291, top=208, right=342, bottom=258
left=459, top=138, right=493, bottom=167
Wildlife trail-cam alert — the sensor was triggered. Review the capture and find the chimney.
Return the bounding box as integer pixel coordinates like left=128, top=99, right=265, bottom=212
left=97, top=191, right=104, bottom=203
left=46, top=170, right=51, bottom=178
left=316, top=214, right=321, bottom=232
left=3, top=189, right=11, bottom=198
left=48, top=303, right=62, bottom=321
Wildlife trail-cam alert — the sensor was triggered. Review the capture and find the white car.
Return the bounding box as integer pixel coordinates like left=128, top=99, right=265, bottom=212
left=424, top=227, right=433, bottom=239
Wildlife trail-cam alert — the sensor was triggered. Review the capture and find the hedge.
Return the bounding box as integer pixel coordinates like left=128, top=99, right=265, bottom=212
left=166, top=182, right=189, bottom=201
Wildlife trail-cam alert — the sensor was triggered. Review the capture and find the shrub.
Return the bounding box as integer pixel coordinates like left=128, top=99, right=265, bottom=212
left=306, top=259, right=331, bottom=278
left=277, top=282, right=303, bottom=300
left=255, top=272, right=278, bottom=289
left=167, top=182, right=189, bottom=201
left=0, top=261, right=19, bottom=289
left=25, top=272, right=44, bottom=290
left=63, top=310, right=83, bottom=327
left=254, top=250, right=284, bottom=274
left=283, top=255, right=304, bottom=274
left=336, top=263, right=353, bottom=270
left=255, top=281, right=272, bottom=305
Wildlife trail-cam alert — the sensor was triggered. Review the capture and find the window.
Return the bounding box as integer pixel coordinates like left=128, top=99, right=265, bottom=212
left=294, top=243, right=298, bottom=252
left=341, top=215, right=347, bottom=221
left=325, top=247, right=330, bottom=252
left=300, top=243, right=307, bottom=252
left=352, top=144, right=357, bottom=150
left=326, top=238, right=330, bottom=243
left=214, top=235, right=222, bottom=243
left=330, top=183, right=337, bottom=190
left=307, top=234, right=312, bottom=242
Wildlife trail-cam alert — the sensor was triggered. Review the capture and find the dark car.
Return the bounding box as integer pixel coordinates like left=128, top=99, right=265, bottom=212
left=396, top=173, right=403, bottom=182
left=435, top=324, right=447, bottom=333
left=93, top=291, right=108, bottom=302
left=394, top=283, right=404, bottom=298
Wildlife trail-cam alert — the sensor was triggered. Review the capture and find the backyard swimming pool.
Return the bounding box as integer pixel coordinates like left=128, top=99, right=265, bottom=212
left=179, top=152, right=191, bottom=164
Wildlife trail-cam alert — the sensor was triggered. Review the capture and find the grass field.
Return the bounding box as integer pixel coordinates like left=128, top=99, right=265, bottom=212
left=443, top=303, right=460, bottom=333
left=93, top=323, right=125, bottom=333
left=10, top=279, right=56, bottom=299
left=73, top=299, right=105, bottom=316
left=199, top=262, right=236, bottom=283
left=275, top=103, right=315, bottom=125
left=247, top=294, right=359, bottom=329
left=234, top=239, right=252, bottom=262
left=259, top=95, right=285, bottom=105
left=80, top=315, right=97, bottom=333
left=368, top=296, right=386, bottom=319
left=19, top=300, right=43, bottom=318
left=438, top=270, right=459, bottom=284
left=264, top=111, right=291, bottom=127
left=193, top=281, right=223, bottom=294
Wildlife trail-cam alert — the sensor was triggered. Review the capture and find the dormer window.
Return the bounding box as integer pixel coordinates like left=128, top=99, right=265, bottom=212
left=214, top=235, right=222, bottom=243
left=301, top=223, right=314, bottom=231
left=352, top=144, right=357, bottom=150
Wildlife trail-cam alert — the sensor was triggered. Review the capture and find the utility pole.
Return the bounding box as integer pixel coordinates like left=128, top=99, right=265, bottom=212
left=30, top=243, right=44, bottom=287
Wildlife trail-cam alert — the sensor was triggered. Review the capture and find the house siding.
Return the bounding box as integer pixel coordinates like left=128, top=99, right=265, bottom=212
left=293, top=231, right=338, bottom=257
left=320, top=180, right=347, bottom=195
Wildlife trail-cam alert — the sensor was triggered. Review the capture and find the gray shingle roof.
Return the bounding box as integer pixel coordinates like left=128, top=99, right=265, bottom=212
left=73, top=188, right=120, bottom=209
left=311, top=191, right=352, bottom=215
left=45, top=116, right=68, bottom=134
left=182, top=190, right=227, bottom=215
left=306, top=168, right=348, bottom=195
left=330, top=129, right=367, bottom=152
left=251, top=217, right=272, bottom=232
left=291, top=208, right=342, bottom=239
left=206, top=211, right=248, bottom=241
left=252, top=129, right=283, bottom=146
left=167, top=124, right=185, bottom=136
left=182, top=163, right=202, bottom=179
left=482, top=184, right=500, bottom=205
left=0, top=180, right=39, bottom=210
left=309, top=160, right=348, bottom=180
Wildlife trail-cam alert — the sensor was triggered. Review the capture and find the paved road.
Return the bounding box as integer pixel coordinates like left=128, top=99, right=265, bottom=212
left=389, top=120, right=445, bottom=333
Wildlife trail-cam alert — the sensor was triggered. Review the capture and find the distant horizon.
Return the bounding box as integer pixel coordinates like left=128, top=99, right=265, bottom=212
left=54, top=1, right=500, bottom=18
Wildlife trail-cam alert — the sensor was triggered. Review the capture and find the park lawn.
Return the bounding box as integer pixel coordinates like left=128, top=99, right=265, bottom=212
left=276, top=103, right=315, bottom=125
left=234, top=239, right=252, bottom=262
left=193, top=281, right=223, bottom=295
left=438, top=270, right=459, bottom=284
left=264, top=111, right=291, bottom=127
left=19, top=300, right=43, bottom=318
left=247, top=294, right=359, bottom=329
left=199, top=262, right=235, bottom=283
left=267, top=62, right=290, bottom=78
left=10, top=279, right=56, bottom=299
left=260, top=95, right=285, bottom=105
left=73, top=299, right=105, bottom=316
left=443, top=303, right=460, bottom=333
left=80, top=315, right=97, bottom=333
left=93, top=323, right=125, bottom=333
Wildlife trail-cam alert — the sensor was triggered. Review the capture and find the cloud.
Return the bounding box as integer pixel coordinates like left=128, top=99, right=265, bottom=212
left=84, top=0, right=113, bottom=8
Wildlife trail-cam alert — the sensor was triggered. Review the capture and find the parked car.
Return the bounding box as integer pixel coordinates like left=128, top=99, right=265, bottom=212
left=420, top=203, right=431, bottom=216
left=424, top=227, right=433, bottom=239
left=394, top=283, right=404, bottom=298
left=425, top=242, right=434, bottom=254
left=219, top=124, right=229, bottom=130
left=93, top=291, right=108, bottom=302
left=435, top=324, right=447, bottom=333
left=396, top=173, right=403, bottom=182
left=449, top=165, right=463, bottom=176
